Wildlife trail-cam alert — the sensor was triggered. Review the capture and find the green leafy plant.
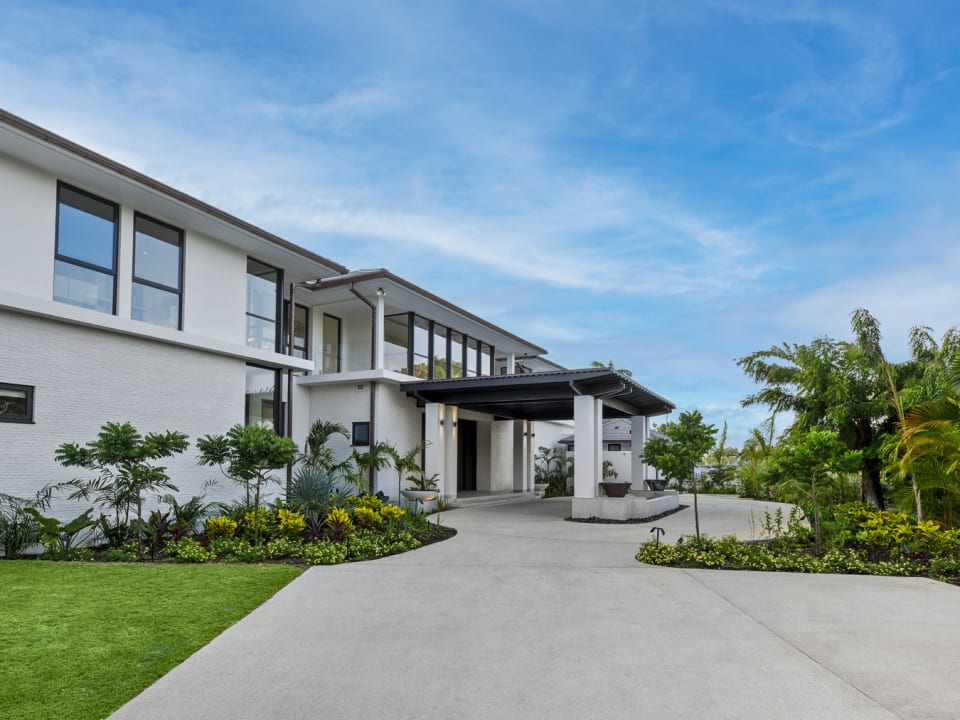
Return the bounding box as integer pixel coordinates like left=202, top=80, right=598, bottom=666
left=276, top=508, right=306, bottom=539
left=57, top=421, right=189, bottom=559
left=206, top=516, right=238, bottom=539
left=302, top=540, right=348, bottom=565
left=534, top=447, right=573, bottom=497
left=323, top=506, right=353, bottom=542
left=164, top=537, right=213, bottom=563
left=23, top=508, right=97, bottom=560
left=196, top=423, right=297, bottom=546
left=0, top=489, right=49, bottom=559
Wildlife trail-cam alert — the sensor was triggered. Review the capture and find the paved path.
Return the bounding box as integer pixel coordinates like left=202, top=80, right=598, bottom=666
left=110, top=497, right=960, bottom=720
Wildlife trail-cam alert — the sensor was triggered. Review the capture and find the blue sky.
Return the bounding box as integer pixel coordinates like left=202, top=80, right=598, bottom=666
left=3, top=1, right=960, bottom=445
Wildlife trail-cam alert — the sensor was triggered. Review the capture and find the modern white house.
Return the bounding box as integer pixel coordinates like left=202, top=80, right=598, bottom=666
left=0, top=109, right=675, bottom=518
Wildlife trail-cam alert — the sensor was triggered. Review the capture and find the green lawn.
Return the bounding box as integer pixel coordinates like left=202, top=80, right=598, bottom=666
left=0, top=561, right=302, bottom=720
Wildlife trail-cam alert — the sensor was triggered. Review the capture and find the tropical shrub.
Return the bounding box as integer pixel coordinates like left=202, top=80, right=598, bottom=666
left=25, top=508, right=97, bottom=560
left=302, top=541, right=348, bottom=565
left=56, top=421, right=189, bottom=559
left=266, top=537, right=303, bottom=559
left=380, top=504, right=405, bottom=523
left=352, top=506, right=382, bottom=529
left=0, top=491, right=46, bottom=559
left=324, top=507, right=353, bottom=542
left=165, top=538, right=213, bottom=563
left=197, top=423, right=298, bottom=546
left=206, top=516, right=238, bottom=539
left=276, top=508, right=306, bottom=539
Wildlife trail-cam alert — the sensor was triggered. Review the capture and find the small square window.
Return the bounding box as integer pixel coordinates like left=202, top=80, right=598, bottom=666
left=352, top=421, right=370, bottom=446
left=0, top=383, right=35, bottom=423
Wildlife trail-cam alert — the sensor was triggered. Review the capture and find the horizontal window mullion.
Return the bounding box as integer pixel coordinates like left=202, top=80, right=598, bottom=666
left=55, top=254, right=115, bottom=276
left=132, top=276, right=180, bottom=295
left=246, top=311, right=276, bottom=323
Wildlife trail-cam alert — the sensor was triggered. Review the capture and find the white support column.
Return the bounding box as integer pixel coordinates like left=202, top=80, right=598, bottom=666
left=525, top=420, right=536, bottom=492
left=423, top=403, right=445, bottom=502
left=373, top=288, right=385, bottom=370
left=507, top=353, right=516, bottom=374
left=443, top=405, right=459, bottom=501
left=631, top=415, right=647, bottom=490
left=574, top=395, right=602, bottom=498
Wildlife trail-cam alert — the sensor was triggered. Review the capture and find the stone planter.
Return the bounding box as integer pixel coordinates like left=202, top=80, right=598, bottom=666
left=534, top=482, right=549, bottom=498
left=401, top=489, right=438, bottom=503
left=599, top=481, right=632, bottom=498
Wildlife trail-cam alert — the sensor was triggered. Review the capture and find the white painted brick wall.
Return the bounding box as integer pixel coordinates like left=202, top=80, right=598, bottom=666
left=0, top=309, right=250, bottom=519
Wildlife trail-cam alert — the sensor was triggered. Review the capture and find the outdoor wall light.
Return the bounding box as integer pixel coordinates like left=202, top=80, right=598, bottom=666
left=376, top=287, right=385, bottom=296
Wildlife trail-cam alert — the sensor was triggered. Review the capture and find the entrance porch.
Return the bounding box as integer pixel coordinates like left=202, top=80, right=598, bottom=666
left=404, top=368, right=675, bottom=516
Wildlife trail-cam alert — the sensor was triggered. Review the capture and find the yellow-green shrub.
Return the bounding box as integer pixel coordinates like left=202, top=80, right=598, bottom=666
left=352, top=506, right=382, bottom=528
left=380, top=504, right=405, bottom=522
left=206, top=516, right=238, bottom=539
left=277, top=508, right=306, bottom=539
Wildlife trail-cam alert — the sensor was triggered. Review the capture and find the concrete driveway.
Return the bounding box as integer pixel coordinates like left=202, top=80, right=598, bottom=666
left=110, top=497, right=960, bottom=720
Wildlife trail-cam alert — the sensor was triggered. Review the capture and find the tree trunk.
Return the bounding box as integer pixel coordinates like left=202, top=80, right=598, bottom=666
left=912, top=474, right=923, bottom=522
left=860, top=460, right=885, bottom=510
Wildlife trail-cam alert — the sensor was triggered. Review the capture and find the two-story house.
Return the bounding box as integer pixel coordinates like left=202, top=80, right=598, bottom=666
left=0, top=109, right=674, bottom=518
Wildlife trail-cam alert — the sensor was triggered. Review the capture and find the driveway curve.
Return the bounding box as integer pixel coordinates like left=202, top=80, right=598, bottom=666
left=110, top=497, right=960, bottom=720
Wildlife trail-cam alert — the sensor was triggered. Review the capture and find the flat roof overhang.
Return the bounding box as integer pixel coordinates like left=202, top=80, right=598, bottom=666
left=403, top=368, right=675, bottom=421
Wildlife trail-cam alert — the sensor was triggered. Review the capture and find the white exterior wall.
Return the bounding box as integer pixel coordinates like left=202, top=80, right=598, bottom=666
left=183, top=231, right=247, bottom=345
left=0, top=154, right=56, bottom=300
left=0, top=310, right=247, bottom=518
left=532, top=420, right=573, bottom=452
left=340, top=308, right=372, bottom=372
left=306, top=381, right=372, bottom=468
left=372, top=383, right=424, bottom=499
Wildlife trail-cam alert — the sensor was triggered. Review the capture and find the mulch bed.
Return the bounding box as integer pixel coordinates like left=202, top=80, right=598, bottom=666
left=564, top=504, right=689, bottom=525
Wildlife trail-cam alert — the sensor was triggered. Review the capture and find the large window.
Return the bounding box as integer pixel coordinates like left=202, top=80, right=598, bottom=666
left=384, top=314, right=409, bottom=374
left=245, top=365, right=279, bottom=428
left=450, top=332, right=464, bottom=378
left=412, top=316, right=430, bottom=379
left=322, top=314, right=341, bottom=373
left=283, top=302, right=309, bottom=359
left=54, top=184, right=118, bottom=314
left=480, top=343, right=493, bottom=377
left=466, top=337, right=479, bottom=377
left=432, top=324, right=449, bottom=379
left=0, top=383, right=34, bottom=423
left=132, top=213, right=183, bottom=330
left=246, top=258, right=281, bottom=351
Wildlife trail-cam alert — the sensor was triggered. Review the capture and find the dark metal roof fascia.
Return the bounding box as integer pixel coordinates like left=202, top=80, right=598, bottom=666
left=0, top=109, right=349, bottom=275
left=311, top=269, right=548, bottom=355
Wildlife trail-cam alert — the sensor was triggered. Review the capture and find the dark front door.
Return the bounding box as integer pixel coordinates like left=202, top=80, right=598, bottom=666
left=457, top=419, right=478, bottom=492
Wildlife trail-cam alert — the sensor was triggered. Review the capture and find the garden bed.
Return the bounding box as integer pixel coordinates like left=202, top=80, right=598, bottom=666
left=636, top=503, right=960, bottom=584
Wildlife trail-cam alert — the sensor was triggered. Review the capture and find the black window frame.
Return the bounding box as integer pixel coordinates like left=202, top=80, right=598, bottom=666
left=352, top=421, right=370, bottom=446
left=283, top=300, right=310, bottom=359
left=54, top=182, right=120, bottom=315
left=132, top=211, right=184, bottom=331
left=0, top=382, right=35, bottom=424
left=244, top=363, right=281, bottom=430
left=608, top=443, right=622, bottom=452
left=245, top=257, right=284, bottom=353
left=322, top=313, right=342, bottom=373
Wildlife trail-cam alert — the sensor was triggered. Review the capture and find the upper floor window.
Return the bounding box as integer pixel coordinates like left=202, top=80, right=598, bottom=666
left=283, top=301, right=309, bottom=359
left=432, top=324, right=449, bottom=379
left=322, top=314, right=341, bottom=373
left=132, top=213, right=183, bottom=330
left=54, top=183, right=118, bottom=314
left=465, top=337, right=479, bottom=377
left=246, top=258, right=281, bottom=351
